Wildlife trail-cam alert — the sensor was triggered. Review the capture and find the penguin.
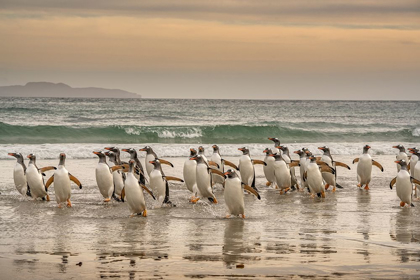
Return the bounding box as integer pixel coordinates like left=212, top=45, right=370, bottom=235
left=190, top=155, right=224, bottom=204
left=294, top=149, right=308, bottom=190
left=268, top=137, right=281, bottom=154
left=238, top=147, right=266, bottom=192
left=224, top=169, right=260, bottom=219
left=105, top=151, right=125, bottom=201
left=304, top=155, right=335, bottom=198
left=210, top=145, right=224, bottom=187
left=352, top=145, right=384, bottom=190
left=408, top=147, right=419, bottom=177
left=93, top=151, right=124, bottom=202
left=270, top=153, right=293, bottom=194
left=121, top=148, right=146, bottom=185
left=393, top=145, right=409, bottom=172
left=183, top=148, right=199, bottom=202
left=277, top=145, right=299, bottom=190
left=198, top=146, right=209, bottom=163
left=263, top=148, right=276, bottom=187
left=410, top=149, right=420, bottom=198
left=148, top=158, right=183, bottom=207
left=26, top=154, right=56, bottom=201
left=120, top=160, right=155, bottom=217
left=318, top=146, right=350, bottom=192
left=139, top=146, right=174, bottom=176
left=8, top=152, right=31, bottom=197
left=45, top=153, right=82, bottom=208
left=389, top=160, right=420, bottom=207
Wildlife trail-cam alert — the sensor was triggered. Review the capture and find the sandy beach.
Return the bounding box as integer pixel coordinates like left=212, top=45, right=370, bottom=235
left=1, top=154, right=419, bottom=279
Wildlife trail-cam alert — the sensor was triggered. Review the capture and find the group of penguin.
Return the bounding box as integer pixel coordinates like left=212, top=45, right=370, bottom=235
left=7, top=138, right=420, bottom=218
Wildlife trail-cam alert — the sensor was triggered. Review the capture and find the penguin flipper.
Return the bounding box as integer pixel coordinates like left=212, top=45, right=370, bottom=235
left=160, top=159, right=174, bottom=168
left=252, top=159, right=267, bottom=166
left=335, top=161, right=351, bottom=170
left=411, top=203, right=415, bottom=207
left=164, top=176, right=184, bottom=182
left=121, top=187, right=125, bottom=202
left=372, top=160, right=384, bottom=172
left=223, top=159, right=238, bottom=170
left=335, top=183, right=344, bottom=189
left=45, top=175, right=54, bottom=189
left=242, top=183, right=261, bottom=200
left=411, top=177, right=420, bottom=186
left=40, top=166, right=57, bottom=173
left=251, top=168, right=257, bottom=191
left=390, top=177, right=397, bottom=189
left=26, top=185, right=32, bottom=197
left=163, top=180, right=171, bottom=204
left=140, top=184, right=156, bottom=200
left=320, top=165, right=335, bottom=175
left=352, top=158, right=359, bottom=164
left=68, top=173, right=82, bottom=189
left=210, top=169, right=225, bottom=179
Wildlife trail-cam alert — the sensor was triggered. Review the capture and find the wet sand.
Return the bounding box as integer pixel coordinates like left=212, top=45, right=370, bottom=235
left=1, top=155, right=420, bottom=279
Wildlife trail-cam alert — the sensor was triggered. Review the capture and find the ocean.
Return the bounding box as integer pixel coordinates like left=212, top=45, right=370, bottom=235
left=0, top=97, right=419, bottom=158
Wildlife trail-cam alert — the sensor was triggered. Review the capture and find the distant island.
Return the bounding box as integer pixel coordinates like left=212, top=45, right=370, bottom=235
left=0, top=82, right=141, bottom=99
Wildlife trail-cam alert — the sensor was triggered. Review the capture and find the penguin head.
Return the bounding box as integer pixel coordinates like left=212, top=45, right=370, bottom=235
left=263, top=148, right=272, bottom=155
left=308, top=155, right=316, bottom=162
left=224, top=169, right=238, bottom=179
left=122, top=148, right=137, bottom=158
left=268, top=137, right=280, bottom=146
left=8, top=152, right=24, bottom=163
left=238, top=147, right=249, bottom=155
left=128, top=159, right=136, bottom=172
left=318, top=146, right=330, bottom=154
left=93, top=151, right=106, bottom=161
left=149, top=158, right=161, bottom=168
left=212, top=145, right=219, bottom=153
left=59, top=153, right=66, bottom=165
left=190, top=154, right=204, bottom=163
left=408, top=147, right=418, bottom=154
left=189, top=148, right=197, bottom=157
left=392, top=145, right=405, bottom=152
left=105, top=151, right=117, bottom=163
left=198, top=146, right=205, bottom=154
left=276, top=145, right=289, bottom=153
left=294, top=150, right=305, bottom=158
left=27, top=153, right=36, bottom=162
left=104, top=146, right=119, bottom=153
left=395, top=159, right=407, bottom=168
left=269, top=153, right=282, bottom=161
left=139, top=146, right=152, bottom=153
left=363, top=145, right=371, bottom=153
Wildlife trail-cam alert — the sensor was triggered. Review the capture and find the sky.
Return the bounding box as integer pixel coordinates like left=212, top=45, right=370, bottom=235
left=1, top=0, right=420, bottom=100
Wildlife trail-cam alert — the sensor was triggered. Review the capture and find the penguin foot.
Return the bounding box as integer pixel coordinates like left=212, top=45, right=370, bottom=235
left=103, top=198, right=111, bottom=202
left=66, top=199, right=72, bottom=207
left=266, top=181, right=271, bottom=187
left=325, top=184, right=330, bottom=190
left=225, top=214, right=231, bottom=219
left=364, top=185, right=370, bottom=190
left=208, top=197, right=218, bottom=204
left=190, top=197, right=200, bottom=204
left=129, top=214, right=135, bottom=218
left=46, top=194, right=50, bottom=201
left=142, top=210, right=147, bottom=217
left=332, top=187, right=336, bottom=193
left=321, top=191, right=326, bottom=198
left=58, top=204, right=63, bottom=208
left=410, top=203, right=415, bottom=207
left=279, top=190, right=284, bottom=195
left=400, top=201, right=406, bottom=207
left=284, top=187, right=291, bottom=193
left=310, top=194, right=316, bottom=198
left=240, top=214, right=246, bottom=219
left=357, top=184, right=361, bottom=188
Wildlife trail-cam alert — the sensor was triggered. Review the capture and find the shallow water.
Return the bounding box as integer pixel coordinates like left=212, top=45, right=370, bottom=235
left=1, top=155, right=420, bottom=279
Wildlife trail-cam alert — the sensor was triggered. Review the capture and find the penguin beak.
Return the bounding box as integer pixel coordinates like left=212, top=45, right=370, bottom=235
left=268, top=137, right=275, bottom=141
left=293, top=151, right=300, bottom=154
left=366, top=145, right=371, bottom=149
left=238, top=148, right=244, bottom=151
left=148, top=161, right=155, bottom=164
left=190, top=148, right=195, bottom=152
left=121, top=149, right=129, bottom=152
left=139, top=148, right=147, bottom=151
left=305, top=150, right=311, bottom=154
left=93, top=151, right=101, bottom=155
left=190, top=156, right=197, bottom=161
left=104, top=147, right=112, bottom=151
left=395, top=160, right=401, bottom=164
left=269, top=154, right=275, bottom=157
left=392, top=146, right=398, bottom=149
left=263, top=149, right=268, bottom=153
left=27, top=155, right=31, bottom=159
left=212, top=145, right=216, bottom=149
left=275, top=146, right=282, bottom=149
left=8, top=153, right=16, bottom=157
left=318, top=147, right=324, bottom=150
left=223, top=171, right=230, bottom=176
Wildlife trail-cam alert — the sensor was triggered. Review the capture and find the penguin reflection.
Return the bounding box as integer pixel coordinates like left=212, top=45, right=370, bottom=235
left=223, top=219, right=245, bottom=268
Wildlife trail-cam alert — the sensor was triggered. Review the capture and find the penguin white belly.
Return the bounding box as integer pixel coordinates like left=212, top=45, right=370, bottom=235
left=145, top=154, right=154, bottom=176
left=239, top=156, right=254, bottom=186
left=13, top=163, right=27, bottom=195
left=54, top=167, right=71, bottom=204
left=263, top=156, right=276, bottom=185
left=95, top=163, right=114, bottom=199
left=396, top=170, right=412, bottom=204
left=125, top=173, right=146, bottom=214
left=108, top=162, right=124, bottom=197
left=26, top=165, right=46, bottom=199
left=410, top=155, right=418, bottom=177
left=211, top=154, right=224, bottom=185
left=357, top=155, right=372, bottom=185
left=196, top=164, right=213, bottom=197
left=299, top=159, right=308, bottom=187
left=150, top=170, right=166, bottom=203
left=307, top=164, right=324, bottom=194
left=183, top=159, right=197, bottom=193
left=224, top=178, right=244, bottom=216
left=273, top=161, right=291, bottom=189
left=414, top=164, right=420, bottom=181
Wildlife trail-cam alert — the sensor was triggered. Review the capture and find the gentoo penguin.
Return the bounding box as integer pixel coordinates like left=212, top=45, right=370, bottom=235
left=294, top=150, right=308, bottom=190
left=121, top=160, right=154, bottom=217
left=122, top=148, right=146, bottom=184
left=45, top=153, right=82, bottom=207
left=8, top=153, right=31, bottom=197
left=190, top=155, right=224, bottom=204
left=198, top=146, right=209, bottom=163
left=210, top=145, right=224, bottom=186
left=270, top=153, right=292, bottom=194
left=26, top=154, right=56, bottom=200
left=408, top=147, right=419, bottom=177
left=318, top=146, right=350, bottom=192
left=277, top=145, right=299, bottom=190
left=268, top=138, right=281, bottom=154
left=105, top=151, right=125, bottom=201
left=352, top=145, right=384, bottom=190
left=224, top=169, right=260, bottom=219
left=263, top=148, right=276, bottom=187
left=140, top=146, right=174, bottom=176
left=238, top=147, right=266, bottom=192
left=148, top=158, right=183, bottom=207
left=304, top=155, right=335, bottom=198
left=93, top=151, right=123, bottom=202
left=389, top=160, right=420, bottom=207
left=393, top=145, right=409, bottom=172
left=184, top=148, right=199, bottom=201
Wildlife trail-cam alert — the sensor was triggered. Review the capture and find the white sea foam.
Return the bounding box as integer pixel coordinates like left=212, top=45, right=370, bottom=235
left=1, top=142, right=418, bottom=160
left=413, top=128, right=420, bottom=137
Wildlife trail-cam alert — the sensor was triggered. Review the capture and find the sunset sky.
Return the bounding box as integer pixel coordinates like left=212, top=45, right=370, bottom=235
left=1, top=0, right=420, bottom=99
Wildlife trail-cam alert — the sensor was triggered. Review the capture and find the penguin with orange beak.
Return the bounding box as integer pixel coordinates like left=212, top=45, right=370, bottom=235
left=390, top=160, right=419, bottom=207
